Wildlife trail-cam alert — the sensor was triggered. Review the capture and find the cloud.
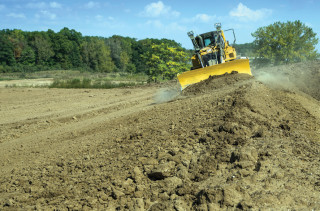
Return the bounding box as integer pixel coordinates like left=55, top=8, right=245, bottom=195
left=26, top=2, right=46, bottom=9
left=0, top=4, right=5, bottom=10
left=7, top=13, right=26, bottom=18
left=85, top=1, right=99, bottom=9
left=95, top=15, right=114, bottom=22
left=36, top=10, right=56, bottom=20
left=193, top=14, right=216, bottom=23
left=140, top=1, right=180, bottom=18
left=146, top=20, right=163, bottom=28
left=50, top=2, right=62, bottom=9
left=229, top=3, right=272, bottom=22
left=181, top=13, right=217, bottom=25
left=25, top=2, right=61, bottom=9
left=145, top=20, right=186, bottom=33
left=95, top=15, right=103, bottom=21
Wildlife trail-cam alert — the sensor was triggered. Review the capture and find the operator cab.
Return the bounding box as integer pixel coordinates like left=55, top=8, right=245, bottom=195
left=188, top=31, right=218, bottom=50
left=188, top=30, right=225, bottom=51
left=187, top=23, right=234, bottom=52
left=200, top=32, right=217, bottom=47
left=187, top=23, right=236, bottom=67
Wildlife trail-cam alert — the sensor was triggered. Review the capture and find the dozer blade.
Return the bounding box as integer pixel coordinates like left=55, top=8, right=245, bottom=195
left=178, top=59, right=251, bottom=90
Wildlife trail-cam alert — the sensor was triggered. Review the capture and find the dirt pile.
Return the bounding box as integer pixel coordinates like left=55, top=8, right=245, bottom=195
left=0, top=62, right=319, bottom=210
left=182, top=71, right=253, bottom=96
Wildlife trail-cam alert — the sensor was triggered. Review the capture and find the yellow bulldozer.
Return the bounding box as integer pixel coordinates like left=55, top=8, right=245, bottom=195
left=178, top=23, right=252, bottom=89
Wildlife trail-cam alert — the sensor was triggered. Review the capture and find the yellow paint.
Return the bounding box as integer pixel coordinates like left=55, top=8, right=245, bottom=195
left=177, top=59, right=251, bottom=90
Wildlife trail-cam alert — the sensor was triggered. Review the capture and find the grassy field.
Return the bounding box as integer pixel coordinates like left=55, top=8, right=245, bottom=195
left=0, top=70, right=148, bottom=81
left=0, top=70, right=149, bottom=88
left=49, top=78, right=141, bottom=89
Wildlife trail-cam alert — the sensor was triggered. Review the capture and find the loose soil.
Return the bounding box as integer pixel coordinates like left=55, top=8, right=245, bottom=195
left=0, top=62, right=319, bottom=210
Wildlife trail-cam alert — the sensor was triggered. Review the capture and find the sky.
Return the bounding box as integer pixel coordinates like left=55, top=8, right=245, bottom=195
left=0, top=0, right=319, bottom=51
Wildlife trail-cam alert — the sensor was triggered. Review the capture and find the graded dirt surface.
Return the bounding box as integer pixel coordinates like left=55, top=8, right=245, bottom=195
left=0, top=62, right=319, bottom=210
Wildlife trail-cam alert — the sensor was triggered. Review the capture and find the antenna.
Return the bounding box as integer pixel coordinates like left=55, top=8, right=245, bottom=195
left=215, top=23, right=221, bottom=31
left=187, top=31, right=194, bottom=39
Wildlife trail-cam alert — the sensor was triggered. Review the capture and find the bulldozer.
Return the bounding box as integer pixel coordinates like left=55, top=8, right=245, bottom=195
left=177, top=23, right=252, bottom=89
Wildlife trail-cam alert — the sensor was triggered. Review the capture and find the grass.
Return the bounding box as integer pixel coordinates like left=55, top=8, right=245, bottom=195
left=1, top=70, right=148, bottom=89
left=5, top=84, right=17, bottom=88
left=0, top=78, right=16, bottom=81
left=0, top=70, right=148, bottom=81
left=49, top=78, right=141, bottom=89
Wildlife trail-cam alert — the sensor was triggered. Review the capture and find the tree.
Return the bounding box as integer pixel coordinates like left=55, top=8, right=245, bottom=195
left=119, top=51, right=130, bottom=72
left=252, top=20, right=319, bottom=65
left=59, top=28, right=82, bottom=67
left=105, top=35, right=136, bottom=71
left=233, top=43, right=255, bottom=57
left=141, top=43, right=189, bottom=82
left=49, top=28, right=83, bottom=69
left=0, top=27, right=191, bottom=75
left=0, top=30, right=15, bottom=65
left=8, top=29, right=26, bottom=62
left=81, top=37, right=115, bottom=72
left=33, top=34, right=54, bottom=65
left=19, top=46, right=35, bottom=65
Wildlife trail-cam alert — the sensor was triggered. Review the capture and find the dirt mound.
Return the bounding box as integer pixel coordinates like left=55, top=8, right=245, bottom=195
left=0, top=62, right=319, bottom=210
left=182, top=71, right=253, bottom=95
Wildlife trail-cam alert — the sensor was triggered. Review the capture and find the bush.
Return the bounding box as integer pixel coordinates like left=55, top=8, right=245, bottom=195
left=49, top=78, right=137, bottom=89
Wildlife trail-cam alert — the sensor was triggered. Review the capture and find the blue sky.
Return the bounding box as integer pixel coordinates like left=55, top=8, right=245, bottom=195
left=1, top=0, right=319, bottom=50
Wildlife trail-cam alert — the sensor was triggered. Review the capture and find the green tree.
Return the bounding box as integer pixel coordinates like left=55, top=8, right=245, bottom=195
left=233, top=43, right=255, bottom=57
left=8, top=29, right=26, bottom=62
left=33, top=34, right=54, bottom=65
left=49, top=28, right=83, bottom=69
left=59, top=28, right=82, bottom=67
left=142, top=43, right=189, bottom=82
left=19, top=46, right=35, bottom=65
left=119, top=51, right=130, bottom=71
left=132, top=40, right=149, bottom=73
left=0, top=30, right=15, bottom=65
left=81, top=37, right=115, bottom=72
left=252, top=20, right=319, bottom=65
left=0, top=27, right=191, bottom=75
left=106, top=35, right=136, bottom=72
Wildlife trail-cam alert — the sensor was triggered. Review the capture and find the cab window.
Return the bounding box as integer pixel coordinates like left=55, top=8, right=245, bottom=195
left=204, top=38, right=211, bottom=46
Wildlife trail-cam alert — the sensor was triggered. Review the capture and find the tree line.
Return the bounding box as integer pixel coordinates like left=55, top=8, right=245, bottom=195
left=0, top=20, right=318, bottom=77
left=0, top=28, right=191, bottom=81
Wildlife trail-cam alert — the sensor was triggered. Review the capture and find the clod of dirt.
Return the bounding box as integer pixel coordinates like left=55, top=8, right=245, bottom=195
left=147, top=161, right=176, bottom=180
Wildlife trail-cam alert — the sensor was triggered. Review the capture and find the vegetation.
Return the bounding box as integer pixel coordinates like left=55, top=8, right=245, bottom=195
left=233, top=43, right=255, bottom=58
left=49, top=78, right=138, bottom=89
left=252, top=20, right=319, bottom=66
left=0, top=28, right=191, bottom=82
left=0, top=70, right=148, bottom=82
left=0, top=19, right=319, bottom=86
left=141, top=43, right=190, bottom=82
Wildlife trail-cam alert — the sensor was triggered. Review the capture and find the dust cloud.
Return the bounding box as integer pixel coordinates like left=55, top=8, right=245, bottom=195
left=254, top=71, right=294, bottom=90
left=253, top=62, right=320, bottom=101
left=153, top=87, right=181, bottom=104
